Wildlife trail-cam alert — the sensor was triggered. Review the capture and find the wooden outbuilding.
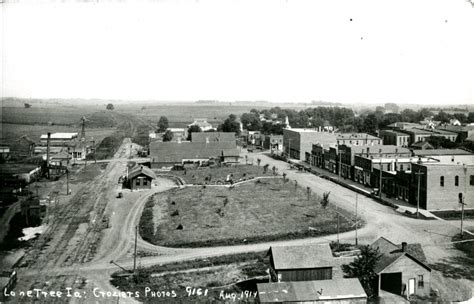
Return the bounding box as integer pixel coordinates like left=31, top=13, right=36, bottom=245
left=268, top=244, right=335, bottom=282
left=126, top=165, right=156, bottom=190
left=371, top=237, right=431, bottom=298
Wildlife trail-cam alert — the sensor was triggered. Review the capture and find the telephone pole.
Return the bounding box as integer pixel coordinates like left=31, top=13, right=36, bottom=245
left=133, top=225, right=138, bottom=274
left=414, top=170, right=424, bottom=218
left=355, top=193, right=359, bottom=246
left=379, top=159, right=383, bottom=199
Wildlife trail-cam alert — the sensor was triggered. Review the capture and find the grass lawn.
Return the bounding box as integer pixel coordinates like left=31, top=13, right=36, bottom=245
left=164, top=165, right=275, bottom=185
left=140, top=177, right=354, bottom=247
left=111, top=252, right=267, bottom=303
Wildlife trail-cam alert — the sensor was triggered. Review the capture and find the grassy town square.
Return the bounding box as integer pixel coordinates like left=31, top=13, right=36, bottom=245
left=141, top=171, right=354, bottom=247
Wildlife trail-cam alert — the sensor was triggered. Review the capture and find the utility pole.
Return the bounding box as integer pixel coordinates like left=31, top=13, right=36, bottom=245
left=66, top=168, right=69, bottom=196
left=133, top=225, right=138, bottom=274
left=414, top=170, right=424, bottom=218
left=355, top=193, right=358, bottom=246
left=92, top=138, right=96, bottom=164
left=338, top=150, right=345, bottom=179
left=379, top=159, right=383, bottom=199
left=336, top=203, right=340, bottom=249
left=287, top=138, right=291, bottom=160
left=461, top=165, right=467, bottom=239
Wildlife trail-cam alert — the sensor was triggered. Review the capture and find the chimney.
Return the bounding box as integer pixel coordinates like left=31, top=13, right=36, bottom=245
left=401, top=242, right=407, bottom=252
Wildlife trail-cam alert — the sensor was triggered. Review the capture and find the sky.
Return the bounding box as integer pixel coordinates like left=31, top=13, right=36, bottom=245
left=2, top=0, right=474, bottom=105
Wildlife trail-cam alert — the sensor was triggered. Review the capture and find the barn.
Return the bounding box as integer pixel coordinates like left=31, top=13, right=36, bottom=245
left=126, top=165, right=156, bottom=190
left=371, top=237, right=431, bottom=298
left=268, top=244, right=335, bottom=282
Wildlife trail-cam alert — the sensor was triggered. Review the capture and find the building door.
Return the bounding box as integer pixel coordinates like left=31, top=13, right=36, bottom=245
left=408, top=278, right=415, bottom=296
left=380, top=272, right=402, bottom=295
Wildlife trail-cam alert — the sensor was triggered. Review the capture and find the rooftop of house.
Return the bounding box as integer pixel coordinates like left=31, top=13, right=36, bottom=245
left=128, top=165, right=156, bottom=180
left=188, top=119, right=213, bottom=127
left=440, top=125, right=474, bottom=132
left=413, top=149, right=473, bottom=156
left=336, top=133, right=380, bottom=140
left=257, top=278, right=367, bottom=303
left=0, top=163, right=41, bottom=175
left=284, top=128, right=328, bottom=133
left=269, top=243, right=334, bottom=270
left=40, top=133, right=78, bottom=140
left=411, top=141, right=434, bottom=149
left=150, top=141, right=239, bottom=163
left=191, top=132, right=236, bottom=143
left=404, top=128, right=436, bottom=135
left=380, top=130, right=411, bottom=136
left=371, top=237, right=430, bottom=274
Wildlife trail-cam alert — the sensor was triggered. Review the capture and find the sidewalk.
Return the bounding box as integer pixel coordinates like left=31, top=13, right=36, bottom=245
left=284, top=158, right=437, bottom=219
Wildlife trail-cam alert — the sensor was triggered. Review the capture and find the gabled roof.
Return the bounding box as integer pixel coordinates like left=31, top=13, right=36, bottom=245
left=269, top=243, right=334, bottom=270
left=128, top=165, right=156, bottom=180
left=191, top=132, right=236, bottom=143
left=150, top=141, right=239, bottom=163
left=51, top=150, right=70, bottom=160
left=257, top=278, right=367, bottom=303
left=371, top=237, right=430, bottom=274
left=411, top=141, right=434, bottom=149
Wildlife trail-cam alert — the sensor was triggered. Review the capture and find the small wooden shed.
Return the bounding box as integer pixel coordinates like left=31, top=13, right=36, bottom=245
left=268, top=244, right=335, bottom=282
left=126, top=165, right=156, bottom=190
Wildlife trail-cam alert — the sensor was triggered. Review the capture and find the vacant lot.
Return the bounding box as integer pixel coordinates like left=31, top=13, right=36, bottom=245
left=165, top=165, right=273, bottom=185
left=141, top=178, right=353, bottom=247
left=111, top=252, right=267, bottom=303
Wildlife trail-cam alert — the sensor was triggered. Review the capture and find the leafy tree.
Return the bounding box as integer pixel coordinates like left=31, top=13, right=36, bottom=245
left=263, top=164, right=269, bottom=174
left=426, top=136, right=458, bottom=149
left=418, top=108, right=434, bottom=121
left=187, top=125, right=202, bottom=140
left=24, top=103, right=31, bottom=108
left=218, top=114, right=241, bottom=134
left=400, top=109, right=419, bottom=122
left=240, top=113, right=262, bottom=131
left=468, top=112, right=474, bottom=123
left=453, top=113, right=467, bottom=124
left=342, top=245, right=382, bottom=298
left=362, top=113, right=379, bottom=134
left=106, top=103, right=114, bottom=110
left=162, top=130, right=173, bottom=142
left=320, top=191, right=330, bottom=208
left=157, top=116, right=169, bottom=132
left=257, top=158, right=261, bottom=166
left=434, top=111, right=452, bottom=124
left=379, top=113, right=402, bottom=129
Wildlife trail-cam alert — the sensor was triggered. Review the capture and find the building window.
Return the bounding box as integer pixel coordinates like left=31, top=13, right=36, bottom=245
left=136, top=179, right=140, bottom=186
left=440, top=176, right=444, bottom=187
left=455, top=176, right=459, bottom=186
left=418, top=275, right=424, bottom=288
left=400, top=164, right=404, bottom=171
left=470, top=175, right=474, bottom=186
left=143, top=179, right=148, bottom=186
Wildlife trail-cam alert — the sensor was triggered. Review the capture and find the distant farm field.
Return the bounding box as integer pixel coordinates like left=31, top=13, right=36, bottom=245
left=141, top=178, right=353, bottom=247
left=118, top=104, right=269, bottom=128
left=1, top=123, right=116, bottom=146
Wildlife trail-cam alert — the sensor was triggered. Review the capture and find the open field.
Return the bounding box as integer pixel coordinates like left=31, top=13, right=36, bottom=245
left=111, top=251, right=267, bottom=303
left=164, top=164, right=273, bottom=185
left=117, top=104, right=268, bottom=128
left=1, top=123, right=116, bottom=146
left=141, top=178, right=353, bottom=247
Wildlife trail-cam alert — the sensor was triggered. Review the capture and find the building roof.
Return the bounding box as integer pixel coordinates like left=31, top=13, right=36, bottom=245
left=414, top=149, right=473, bottom=156
left=40, top=133, right=78, bottom=140
left=343, top=144, right=411, bottom=155
left=371, top=237, right=430, bottom=274
left=405, top=128, right=435, bottom=135
left=380, top=130, right=410, bottom=136
left=50, top=150, right=70, bottom=160
left=269, top=243, right=334, bottom=270
left=257, top=279, right=367, bottom=303
left=0, top=163, right=41, bottom=175
left=411, top=141, right=434, bottom=149
left=336, top=133, right=380, bottom=140
left=128, top=165, right=156, bottom=180
left=150, top=141, right=239, bottom=163
left=188, top=119, right=213, bottom=128
left=191, top=132, right=236, bottom=143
